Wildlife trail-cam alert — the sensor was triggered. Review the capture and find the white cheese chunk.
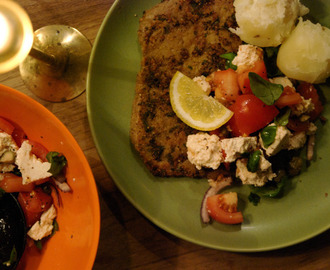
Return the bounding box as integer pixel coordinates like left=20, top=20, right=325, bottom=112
left=232, top=44, right=263, bottom=69
left=27, top=204, right=57, bottom=241
left=291, top=97, right=314, bottom=117
left=288, top=132, right=307, bottom=150
left=220, top=136, right=257, bottom=163
left=186, top=133, right=222, bottom=170
left=260, top=124, right=291, bottom=156
left=0, top=132, right=18, bottom=157
left=15, top=141, right=52, bottom=184
left=269, top=76, right=293, bottom=88
left=193, top=76, right=211, bottom=95
left=236, top=157, right=276, bottom=187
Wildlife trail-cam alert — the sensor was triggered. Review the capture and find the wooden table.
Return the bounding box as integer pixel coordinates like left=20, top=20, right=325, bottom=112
left=1, top=1, right=329, bottom=269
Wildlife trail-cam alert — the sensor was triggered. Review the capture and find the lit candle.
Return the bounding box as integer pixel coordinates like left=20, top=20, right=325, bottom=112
left=0, top=12, right=13, bottom=53
left=0, top=1, right=33, bottom=73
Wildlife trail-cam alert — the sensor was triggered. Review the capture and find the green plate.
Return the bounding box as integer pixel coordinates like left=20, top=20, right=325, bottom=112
left=87, top=0, right=330, bottom=252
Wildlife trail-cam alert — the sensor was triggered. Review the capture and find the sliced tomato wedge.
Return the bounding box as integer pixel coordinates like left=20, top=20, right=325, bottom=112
left=18, top=187, right=53, bottom=227
left=11, top=126, right=27, bottom=147
left=228, top=94, right=279, bottom=136
left=206, top=192, right=243, bottom=224
left=28, top=140, right=49, bottom=162
left=237, top=60, right=267, bottom=94
left=0, top=117, right=15, bottom=135
left=211, top=68, right=240, bottom=105
left=275, top=86, right=302, bottom=108
left=0, top=173, right=35, bottom=193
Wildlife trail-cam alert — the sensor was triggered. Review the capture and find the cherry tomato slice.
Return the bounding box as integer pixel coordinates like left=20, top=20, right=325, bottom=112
left=18, top=187, right=53, bottom=227
left=0, top=173, right=35, bottom=193
left=237, top=60, right=267, bottom=94
left=228, top=94, right=279, bottom=136
left=206, top=193, right=243, bottom=224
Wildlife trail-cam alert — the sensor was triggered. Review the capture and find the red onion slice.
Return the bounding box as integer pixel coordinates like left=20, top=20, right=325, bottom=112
left=200, top=176, right=232, bottom=223
left=307, top=134, right=315, bottom=161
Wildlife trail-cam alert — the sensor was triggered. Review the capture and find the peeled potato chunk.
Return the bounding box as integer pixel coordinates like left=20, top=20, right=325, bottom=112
left=277, top=18, right=330, bottom=83
left=230, top=0, right=309, bottom=47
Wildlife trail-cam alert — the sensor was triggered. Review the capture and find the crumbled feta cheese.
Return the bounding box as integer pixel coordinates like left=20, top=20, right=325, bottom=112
left=288, top=132, right=307, bottom=150
left=15, top=141, right=52, bottom=184
left=232, top=44, right=263, bottom=69
left=260, top=124, right=291, bottom=156
left=27, top=204, right=57, bottom=241
left=236, top=157, right=276, bottom=187
left=291, top=97, right=314, bottom=117
left=307, top=122, right=317, bottom=135
left=193, top=76, right=211, bottom=95
left=186, top=133, right=222, bottom=170
left=269, top=76, right=293, bottom=88
left=220, top=136, right=257, bottom=162
left=0, top=132, right=17, bottom=157
left=0, top=163, right=15, bottom=173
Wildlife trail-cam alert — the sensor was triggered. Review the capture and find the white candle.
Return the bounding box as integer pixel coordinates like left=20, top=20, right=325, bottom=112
left=0, top=12, right=12, bottom=52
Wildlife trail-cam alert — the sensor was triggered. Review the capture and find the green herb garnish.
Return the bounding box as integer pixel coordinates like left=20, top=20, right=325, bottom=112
left=260, top=125, right=277, bottom=148
left=249, top=72, right=283, bottom=105
left=220, top=52, right=237, bottom=70
left=275, top=108, right=291, bottom=126
left=51, top=219, right=59, bottom=237
left=34, top=240, right=42, bottom=250
left=250, top=176, right=287, bottom=198
left=3, top=246, right=17, bottom=267
left=46, top=152, right=67, bottom=176
left=247, top=150, right=261, bottom=172
left=248, top=192, right=261, bottom=206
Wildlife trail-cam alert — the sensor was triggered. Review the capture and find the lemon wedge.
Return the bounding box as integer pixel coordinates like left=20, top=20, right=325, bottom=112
left=170, top=71, right=233, bottom=131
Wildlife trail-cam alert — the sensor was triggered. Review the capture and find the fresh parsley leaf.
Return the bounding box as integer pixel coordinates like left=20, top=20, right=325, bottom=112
left=46, top=152, right=67, bottom=176
left=275, top=108, right=291, bottom=126
left=3, top=246, right=17, bottom=267
left=248, top=192, right=260, bottom=206
left=220, top=52, right=237, bottom=70
left=261, top=125, right=277, bottom=148
left=250, top=176, right=287, bottom=198
left=247, top=150, right=261, bottom=172
left=249, top=72, right=283, bottom=105
left=34, top=240, right=42, bottom=250
left=51, top=219, right=59, bottom=237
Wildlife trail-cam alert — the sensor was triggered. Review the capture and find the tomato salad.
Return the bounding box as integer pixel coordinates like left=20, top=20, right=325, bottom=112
left=181, top=44, right=325, bottom=225
left=0, top=116, right=70, bottom=265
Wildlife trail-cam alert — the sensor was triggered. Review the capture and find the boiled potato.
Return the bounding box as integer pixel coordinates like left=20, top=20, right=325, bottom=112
left=277, top=18, right=330, bottom=83
left=230, top=0, right=309, bottom=47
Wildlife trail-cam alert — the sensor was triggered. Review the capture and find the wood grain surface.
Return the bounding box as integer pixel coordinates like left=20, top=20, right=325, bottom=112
left=0, top=1, right=329, bottom=269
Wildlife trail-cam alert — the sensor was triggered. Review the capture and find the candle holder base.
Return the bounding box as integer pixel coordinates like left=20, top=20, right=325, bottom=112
left=19, top=25, right=92, bottom=102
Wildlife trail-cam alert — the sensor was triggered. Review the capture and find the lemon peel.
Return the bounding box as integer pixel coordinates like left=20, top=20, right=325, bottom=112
left=169, top=71, right=233, bottom=131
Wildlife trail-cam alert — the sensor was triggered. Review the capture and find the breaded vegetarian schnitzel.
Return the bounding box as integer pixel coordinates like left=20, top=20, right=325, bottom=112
left=130, top=0, right=241, bottom=178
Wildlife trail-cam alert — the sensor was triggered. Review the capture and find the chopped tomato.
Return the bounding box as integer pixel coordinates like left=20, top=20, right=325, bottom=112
left=287, top=117, right=310, bottom=132
left=211, top=68, right=240, bottom=105
left=297, top=82, right=323, bottom=120
left=0, top=117, right=15, bottom=135
left=0, top=173, right=35, bottom=193
left=237, top=60, right=267, bottom=94
left=228, top=94, right=279, bottom=136
left=206, top=192, right=243, bottom=224
left=18, top=187, right=53, bottom=227
left=11, top=125, right=27, bottom=147
left=275, top=86, right=302, bottom=108
left=29, top=140, right=49, bottom=162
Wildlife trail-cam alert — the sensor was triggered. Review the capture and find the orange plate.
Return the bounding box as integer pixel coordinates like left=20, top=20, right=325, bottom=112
left=0, top=84, right=100, bottom=269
